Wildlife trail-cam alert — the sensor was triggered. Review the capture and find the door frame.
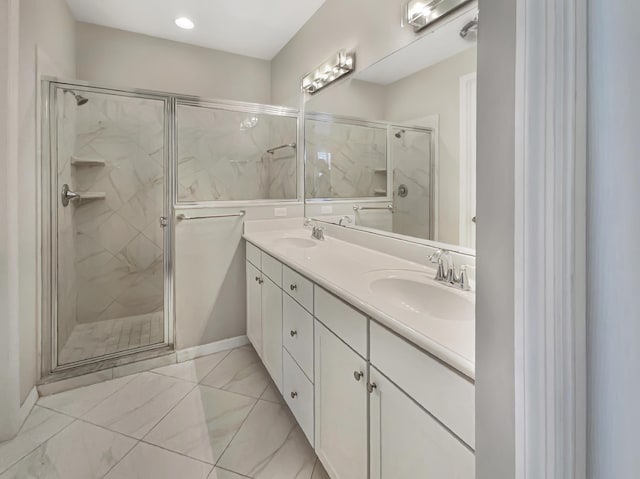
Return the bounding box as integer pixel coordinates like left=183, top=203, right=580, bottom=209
left=513, top=0, right=587, bottom=477
left=459, top=72, right=476, bottom=248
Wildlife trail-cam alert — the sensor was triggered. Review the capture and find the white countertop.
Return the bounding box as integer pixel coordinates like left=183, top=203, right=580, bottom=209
left=243, top=228, right=475, bottom=379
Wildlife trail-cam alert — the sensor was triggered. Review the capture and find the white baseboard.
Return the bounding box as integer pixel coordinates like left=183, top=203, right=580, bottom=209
left=176, top=335, right=249, bottom=363
left=19, top=387, right=39, bottom=425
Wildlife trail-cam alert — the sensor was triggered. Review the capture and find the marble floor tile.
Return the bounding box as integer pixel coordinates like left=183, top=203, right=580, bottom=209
left=260, top=380, right=285, bottom=405
left=200, top=348, right=271, bottom=399
left=144, top=385, right=256, bottom=464
left=208, top=468, right=250, bottom=479
left=37, top=374, right=136, bottom=417
left=311, top=460, right=331, bottom=479
left=0, top=406, right=73, bottom=475
left=82, top=372, right=194, bottom=439
left=151, top=351, right=230, bottom=383
left=0, top=420, right=135, bottom=479
left=217, top=400, right=316, bottom=479
left=103, top=442, right=212, bottom=479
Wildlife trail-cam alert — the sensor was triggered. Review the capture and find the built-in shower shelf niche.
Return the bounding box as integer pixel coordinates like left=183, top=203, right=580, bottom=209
left=71, top=155, right=105, bottom=166
left=78, top=192, right=106, bottom=201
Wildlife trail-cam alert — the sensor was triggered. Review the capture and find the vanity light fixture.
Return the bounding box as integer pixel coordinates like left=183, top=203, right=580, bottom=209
left=405, top=0, right=472, bottom=32
left=301, top=50, right=355, bottom=94
left=174, top=17, right=195, bottom=30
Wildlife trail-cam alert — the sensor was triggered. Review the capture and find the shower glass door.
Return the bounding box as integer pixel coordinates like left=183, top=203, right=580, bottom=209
left=51, top=84, right=170, bottom=368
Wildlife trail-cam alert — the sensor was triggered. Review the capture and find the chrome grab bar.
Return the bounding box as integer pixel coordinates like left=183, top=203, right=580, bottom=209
left=353, top=204, right=393, bottom=211
left=177, top=210, right=246, bottom=221
left=266, top=143, right=297, bottom=155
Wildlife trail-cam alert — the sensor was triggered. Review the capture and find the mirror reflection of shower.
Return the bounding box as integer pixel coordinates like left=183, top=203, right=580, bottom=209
left=63, top=89, right=89, bottom=106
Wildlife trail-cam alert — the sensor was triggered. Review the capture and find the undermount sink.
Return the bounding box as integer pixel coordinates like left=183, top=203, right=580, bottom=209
left=366, top=270, right=474, bottom=321
left=273, top=237, right=318, bottom=249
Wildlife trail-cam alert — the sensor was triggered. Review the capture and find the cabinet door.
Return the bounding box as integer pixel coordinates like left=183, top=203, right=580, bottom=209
left=314, top=320, right=368, bottom=479
left=261, top=275, right=283, bottom=392
left=246, top=261, right=262, bottom=356
left=369, top=367, right=475, bottom=479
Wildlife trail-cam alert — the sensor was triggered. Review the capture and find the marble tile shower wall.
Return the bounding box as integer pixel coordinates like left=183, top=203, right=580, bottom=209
left=57, top=92, right=78, bottom=348
left=305, top=119, right=387, bottom=199
left=69, top=94, right=166, bottom=325
left=177, top=105, right=297, bottom=202
left=391, top=129, right=432, bottom=239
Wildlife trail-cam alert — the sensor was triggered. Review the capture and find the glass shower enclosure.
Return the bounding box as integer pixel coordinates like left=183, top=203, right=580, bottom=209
left=41, top=80, right=301, bottom=379
left=42, top=81, right=173, bottom=373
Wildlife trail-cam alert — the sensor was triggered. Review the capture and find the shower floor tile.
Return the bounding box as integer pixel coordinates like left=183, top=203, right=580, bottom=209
left=58, top=311, right=164, bottom=365
left=1, top=346, right=330, bottom=479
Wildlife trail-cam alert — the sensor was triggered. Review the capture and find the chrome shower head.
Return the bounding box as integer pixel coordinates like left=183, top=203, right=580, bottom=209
left=394, top=129, right=405, bottom=139
left=63, top=89, right=89, bottom=106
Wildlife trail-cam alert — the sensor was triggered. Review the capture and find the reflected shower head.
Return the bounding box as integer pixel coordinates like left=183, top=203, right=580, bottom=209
left=63, top=89, right=89, bottom=106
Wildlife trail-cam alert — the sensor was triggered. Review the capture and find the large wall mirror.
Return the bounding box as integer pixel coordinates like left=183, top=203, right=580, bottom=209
left=303, top=4, right=477, bottom=251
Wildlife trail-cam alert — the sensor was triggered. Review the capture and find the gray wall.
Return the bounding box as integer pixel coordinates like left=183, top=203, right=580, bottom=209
left=0, top=0, right=22, bottom=441
left=474, top=0, right=516, bottom=477
left=271, top=0, right=421, bottom=106
left=587, top=0, right=640, bottom=477
left=19, top=0, right=77, bottom=402
left=76, top=22, right=271, bottom=104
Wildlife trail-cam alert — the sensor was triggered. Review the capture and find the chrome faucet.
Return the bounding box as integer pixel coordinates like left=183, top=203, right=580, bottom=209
left=428, top=249, right=471, bottom=291
left=338, top=215, right=352, bottom=227
left=311, top=225, right=325, bottom=241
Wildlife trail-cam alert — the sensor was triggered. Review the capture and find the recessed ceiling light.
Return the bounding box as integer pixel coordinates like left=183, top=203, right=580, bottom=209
left=174, top=17, right=195, bottom=30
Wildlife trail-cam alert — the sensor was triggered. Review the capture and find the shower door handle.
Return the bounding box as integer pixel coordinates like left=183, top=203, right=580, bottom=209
left=61, top=184, right=80, bottom=207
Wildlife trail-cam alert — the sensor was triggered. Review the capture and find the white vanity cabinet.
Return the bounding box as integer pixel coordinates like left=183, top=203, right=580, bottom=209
left=261, top=275, right=283, bottom=391
left=368, top=367, right=475, bottom=479
left=314, top=320, right=368, bottom=479
left=244, top=240, right=475, bottom=479
left=245, top=261, right=262, bottom=356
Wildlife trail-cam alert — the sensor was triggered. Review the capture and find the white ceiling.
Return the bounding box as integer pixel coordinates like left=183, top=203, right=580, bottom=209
left=65, top=0, right=326, bottom=60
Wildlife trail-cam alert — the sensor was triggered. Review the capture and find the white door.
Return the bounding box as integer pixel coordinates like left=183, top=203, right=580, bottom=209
left=369, top=367, right=475, bottom=479
left=314, top=320, right=368, bottom=479
left=261, top=276, right=283, bottom=391
left=246, top=262, right=263, bottom=356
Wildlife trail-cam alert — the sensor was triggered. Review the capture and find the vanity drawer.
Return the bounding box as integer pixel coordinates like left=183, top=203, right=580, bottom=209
left=246, top=241, right=261, bottom=268
left=283, top=349, right=314, bottom=446
left=369, top=321, right=475, bottom=448
left=314, top=287, right=367, bottom=358
left=283, top=294, right=314, bottom=380
left=261, top=253, right=282, bottom=287
left=283, top=266, right=313, bottom=312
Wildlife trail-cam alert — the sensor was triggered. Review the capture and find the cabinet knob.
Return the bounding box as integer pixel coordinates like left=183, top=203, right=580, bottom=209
left=353, top=371, right=364, bottom=381
left=290, top=391, right=298, bottom=399
left=290, top=330, right=298, bottom=337
left=255, top=276, right=260, bottom=282
left=367, top=382, right=377, bottom=393
left=290, top=283, right=297, bottom=291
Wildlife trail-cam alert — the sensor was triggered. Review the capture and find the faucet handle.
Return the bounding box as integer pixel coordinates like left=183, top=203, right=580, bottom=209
left=459, top=265, right=471, bottom=291
left=428, top=249, right=444, bottom=263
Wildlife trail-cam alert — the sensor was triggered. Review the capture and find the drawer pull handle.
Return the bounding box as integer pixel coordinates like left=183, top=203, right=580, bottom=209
left=290, top=330, right=298, bottom=337
left=367, top=382, right=377, bottom=393
left=353, top=371, right=364, bottom=381
left=290, top=283, right=298, bottom=291
left=290, top=391, right=298, bottom=399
